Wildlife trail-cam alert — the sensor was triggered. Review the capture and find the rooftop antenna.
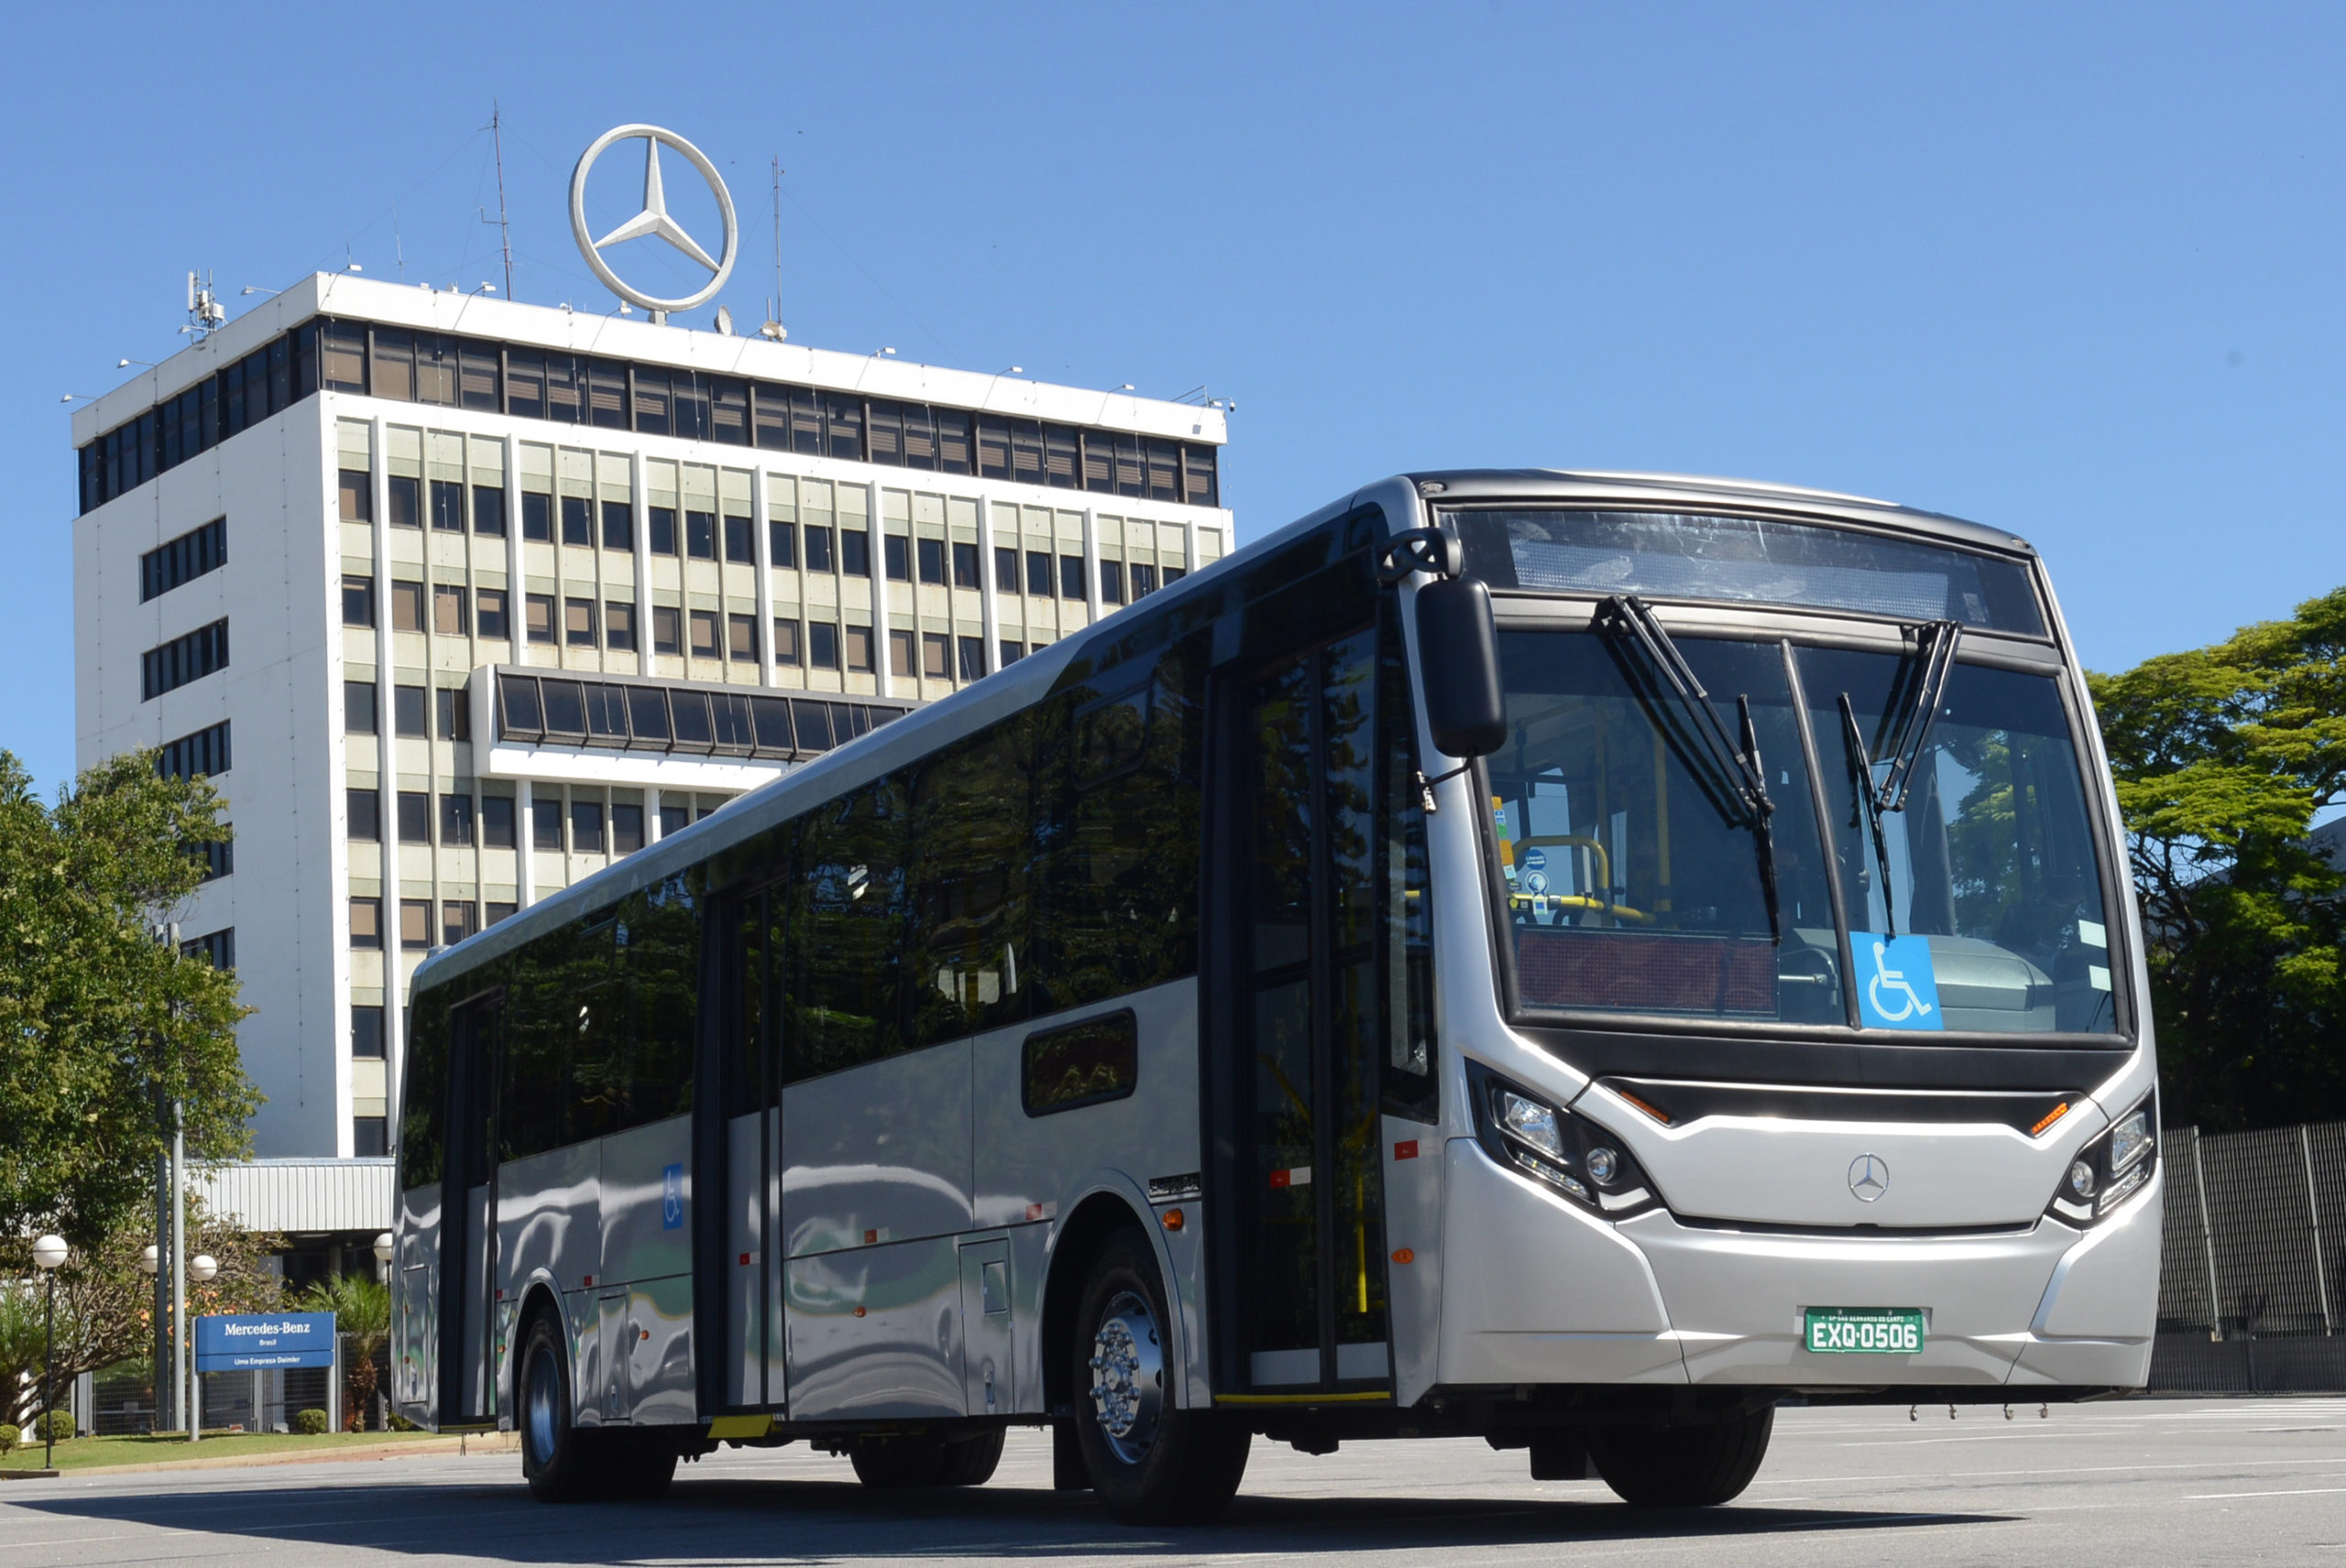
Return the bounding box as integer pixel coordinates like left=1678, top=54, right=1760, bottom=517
left=489, top=101, right=514, bottom=301
left=759, top=155, right=786, bottom=341
left=394, top=218, right=406, bottom=283
left=184, top=270, right=225, bottom=340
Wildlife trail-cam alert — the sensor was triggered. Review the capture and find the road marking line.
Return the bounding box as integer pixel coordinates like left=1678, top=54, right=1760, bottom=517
left=2187, top=1485, right=2346, bottom=1501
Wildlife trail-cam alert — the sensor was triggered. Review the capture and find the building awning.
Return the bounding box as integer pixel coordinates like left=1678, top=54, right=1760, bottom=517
left=196, top=1159, right=394, bottom=1236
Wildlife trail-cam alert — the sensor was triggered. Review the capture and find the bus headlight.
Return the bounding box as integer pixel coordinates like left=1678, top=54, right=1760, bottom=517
left=1471, top=1066, right=1662, bottom=1220
left=2045, top=1090, right=2156, bottom=1227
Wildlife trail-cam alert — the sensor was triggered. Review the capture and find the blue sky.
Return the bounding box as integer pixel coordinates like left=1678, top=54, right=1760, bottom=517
left=4, top=3, right=2341, bottom=794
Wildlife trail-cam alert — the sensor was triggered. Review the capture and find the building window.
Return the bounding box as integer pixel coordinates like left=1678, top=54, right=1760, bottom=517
left=689, top=609, right=720, bottom=660
left=353, top=1117, right=389, bottom=1157
left=140, top=620, right=229, bottom=700
left=429, top=478, right=464, bottom=532
left=659, top=801, right=691, bottom=839
left=481, top=795, right=515, bottom=848
left=887, top=629, right=916, bottom=677
left=1132, top=563, right=1158, bottom=598
left=433, top=584, right=468, bottom=636
left=1060, top=554, right=1086, bottom=600
left=399, top=898, right=432, bottom=949
left=140, top=518, right=227, bottom=602
left=342, top=574, right=375, bottom=628
left=442, top=900, right=478, bottom=947
left=773, top=619, right=801, bottom=666
left=649, top=507, right=678, bottom=555
left=565, top=598, right=597, bottom=647
left=571, top=798, right=606, bottom=853
left=770, top=520, right=796, bottom=568
left=397, top=792, right=432, bottom=844
left=1025, top=551, right=1052, bottom=598
left=728, top=613, right=758, bottom=663
left=532, top=795, right=565, bottom=850
left=339, top=469, right=372, bottom=523
left=723, top=514, right=754, bottom=563
left=181, top=927, right=235, bottom=970
left=521, top=492, right=552, bottom=542
left=473, top=485, right=506, bottom=538
left=388, top=475, right=421, bottom=530
left=192, top=837, right=233, bottom=883
left=560, top=496, right=592, bottom=547
left=345, top=680, right=378, bottom=734
left=842, top=530, right=871, bottom=577
left=156, top=719, right=231, bottom=782
left=477, top=588, right=509, bottom=641
left=349, top=896, right=382, bottom=950
left=958, top=636, right=985, bottom=683
left=390, top=580, right=425, bottom=632
left=1000, top=639, right=1024, bottom=666
left=883, top=536, right=911, bottom=582
left=652, top=606, right=682, bottom=656
left=1101, top=561, right=1126, bottom=605
left=612, top=802, right=645, bottom=855
left=808, top=622, right=839, bottom=670
left=687, top=510, right=717, bottom=560
left=844, top=626, right=874, bottom=674
left=347, top=787, right=380, bottom=841
left=805, top=525, right=835, bottom=573
left=394, top=685, right=428, bottom=737
left=921, top=631, right=950, bottom=680
left=435, top=687, right=470, bottom=741
left=440, top=794, right=475, bottom=846
left=487, top=901, right=519, bottom=927
left=949, top=541, right=980, bottom=590
left=351, top=1004, right=384, bottom=1058
left=525, top=594, right=555, bottom=645
left=606, top=601, right=637, bottom=652
left=994, top=545, right=1019, bottom=593
left=602, top=501, right=633, bottom=552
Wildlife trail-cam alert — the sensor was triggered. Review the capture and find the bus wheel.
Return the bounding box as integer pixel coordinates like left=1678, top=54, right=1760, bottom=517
left=850, top=1429, right=1003, bottom=1489
left=1587, top=1407, right=1774, bottom=1507
left=519, top=1311, right=597, bottom=1503
left=1070, top=1231, right=1251, bottom=1524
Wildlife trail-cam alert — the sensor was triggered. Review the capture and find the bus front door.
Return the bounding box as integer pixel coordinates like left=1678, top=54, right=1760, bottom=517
left=1225, top=627, right=1393, bottom=1393
left=439, top=992, right=503, bottom=1426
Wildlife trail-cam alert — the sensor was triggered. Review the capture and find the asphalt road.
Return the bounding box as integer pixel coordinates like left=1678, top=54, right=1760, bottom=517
left=6, top=1398, right=2343, bottom=1566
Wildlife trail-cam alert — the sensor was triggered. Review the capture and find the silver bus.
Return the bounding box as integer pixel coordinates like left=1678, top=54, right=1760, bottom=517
left=394, top=469, right=2158, bottom=1520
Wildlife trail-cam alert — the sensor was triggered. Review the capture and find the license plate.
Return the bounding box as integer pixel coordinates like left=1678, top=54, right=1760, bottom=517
left=1803, top=1307, right=1925, bottom=1354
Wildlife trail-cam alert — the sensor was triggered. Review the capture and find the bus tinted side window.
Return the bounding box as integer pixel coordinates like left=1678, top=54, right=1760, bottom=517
left=400, top=984, right=448, bottom=1190
left=1032, top=641, right=1205, bottom=1014
left=790, top=777, right=910, bottom=1080
left=624, top=877, right=699, bottom=1124
left=570, top=920, right=628, bottom=1141
left=501, top=928, right=575, bottom=1159
left=908, top=714, right=1038, bottom=1048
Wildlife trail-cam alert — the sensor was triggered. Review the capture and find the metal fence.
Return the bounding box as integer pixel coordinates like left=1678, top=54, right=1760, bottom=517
left=2153, top=1118, right=2346, bottom=1391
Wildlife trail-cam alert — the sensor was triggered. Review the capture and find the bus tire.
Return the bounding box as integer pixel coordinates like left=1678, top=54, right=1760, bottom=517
left=1587, top=1406, right=1773, bottom=1507
left=1070, top=1231, right=1251, bottom=1525
left=850, top=1428, right=1003, bottom=1489
left=518, top=1310, right=597, bottom=1503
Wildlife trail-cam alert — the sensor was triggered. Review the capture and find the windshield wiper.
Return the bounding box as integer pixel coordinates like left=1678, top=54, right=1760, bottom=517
left=1596, top=596, right=1780, bottom=941
left=1836, top=620, right=1961, bottom=938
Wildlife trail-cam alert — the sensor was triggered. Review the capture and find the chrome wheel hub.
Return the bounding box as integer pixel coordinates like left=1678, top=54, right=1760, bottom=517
left=525, top=1344, right=561, bottom=1466
left=1088, top=1290, right=1164, bottom=1465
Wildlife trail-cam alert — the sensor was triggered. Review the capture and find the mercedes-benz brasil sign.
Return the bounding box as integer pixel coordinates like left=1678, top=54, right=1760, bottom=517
left=570, top=124, right=739, bottom=320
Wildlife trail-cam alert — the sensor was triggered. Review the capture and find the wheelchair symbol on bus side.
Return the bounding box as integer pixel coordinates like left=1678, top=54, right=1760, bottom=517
left=662, top=1163, right=685, bottom=1229
left=1854, top=934, right=1944, bottom=1031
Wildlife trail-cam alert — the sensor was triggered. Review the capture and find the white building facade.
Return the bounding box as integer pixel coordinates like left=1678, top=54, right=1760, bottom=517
left=72, top=273, right=1231, bottom=1160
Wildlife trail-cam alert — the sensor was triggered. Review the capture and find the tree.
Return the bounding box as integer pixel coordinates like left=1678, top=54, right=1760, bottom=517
left=292, top=1273, right=388, bottom=1431
left=0, top=749, right=257, bottom=1263
left=2089, top=587, right=2346, bottom=1131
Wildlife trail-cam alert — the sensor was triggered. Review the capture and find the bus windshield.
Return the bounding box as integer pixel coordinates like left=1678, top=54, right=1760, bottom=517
left=1485, top=629, right=2119, bottom=1036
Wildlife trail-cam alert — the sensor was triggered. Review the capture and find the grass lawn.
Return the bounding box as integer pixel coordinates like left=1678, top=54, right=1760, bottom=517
left=1, top=1429, right=447, bottom=1472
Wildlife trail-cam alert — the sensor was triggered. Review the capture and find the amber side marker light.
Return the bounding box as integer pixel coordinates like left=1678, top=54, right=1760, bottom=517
left=2030, top=1102, right=2071, bottom=1137
left=1161, top=1208, right=1185, bottom=1231
left=1391, top=1248, right=1415, bottom=1265
left=1617, top=1091, right=1671, bottom=1125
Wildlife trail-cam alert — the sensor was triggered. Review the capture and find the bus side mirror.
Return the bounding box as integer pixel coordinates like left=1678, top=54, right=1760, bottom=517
left=1416, top=576, right=1507, bottom=758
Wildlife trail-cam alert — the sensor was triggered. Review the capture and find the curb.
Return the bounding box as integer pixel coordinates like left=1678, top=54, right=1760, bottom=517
left=0, top=1431, right=517, bottom=1479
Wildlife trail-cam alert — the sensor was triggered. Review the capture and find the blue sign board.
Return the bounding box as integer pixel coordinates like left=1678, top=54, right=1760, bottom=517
left=195, top=1311, right=337, bottom=1372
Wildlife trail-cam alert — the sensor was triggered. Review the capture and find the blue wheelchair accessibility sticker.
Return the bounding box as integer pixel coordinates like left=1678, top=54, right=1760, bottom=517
left=1853, top=934, right=1944, bottom=1031
left=663, top=1163, right=685, bottom=1229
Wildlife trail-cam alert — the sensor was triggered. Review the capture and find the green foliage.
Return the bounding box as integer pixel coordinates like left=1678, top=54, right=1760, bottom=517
left=2090, top=586, right=2346, bottom=1130
left=293, top=1408, right=329, bottom=1436
left=0, top=1424, right=16, bottom=1454
left=0, top=750, right=258, bottom=1258
left=34, top=1409, right=72, bottom=1442
left=292, top=1273, right=389, bottom=1429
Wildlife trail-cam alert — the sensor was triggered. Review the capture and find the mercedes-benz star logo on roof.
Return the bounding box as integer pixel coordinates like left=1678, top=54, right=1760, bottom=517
left=1848, top=1154, right=1890, bottom=1202
left=569, top=124, right=739, bottom=318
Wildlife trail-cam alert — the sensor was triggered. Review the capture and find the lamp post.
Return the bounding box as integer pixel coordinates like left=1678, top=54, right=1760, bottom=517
left=187, top=1255, right=216, bottom=1442
left=31, top=1236, right=68, bottom=1468
left=137, top=1245, right=159, bottom=1433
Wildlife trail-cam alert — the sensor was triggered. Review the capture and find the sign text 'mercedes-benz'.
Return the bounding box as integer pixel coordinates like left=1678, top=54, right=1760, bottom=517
left=194, top=1310, right=337, bottom=1371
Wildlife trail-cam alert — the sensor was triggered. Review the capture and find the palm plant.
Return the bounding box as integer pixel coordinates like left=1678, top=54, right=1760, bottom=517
left=292, top=1273, right=389, bottom=1431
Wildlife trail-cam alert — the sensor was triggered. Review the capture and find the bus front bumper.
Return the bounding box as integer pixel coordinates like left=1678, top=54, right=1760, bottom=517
left=1437, top=1137, right=2158, bottom=1393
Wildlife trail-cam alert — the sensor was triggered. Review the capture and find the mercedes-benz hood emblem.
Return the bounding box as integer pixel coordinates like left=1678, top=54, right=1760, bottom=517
left=1848, top=1154, right=1890, bottom=1202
